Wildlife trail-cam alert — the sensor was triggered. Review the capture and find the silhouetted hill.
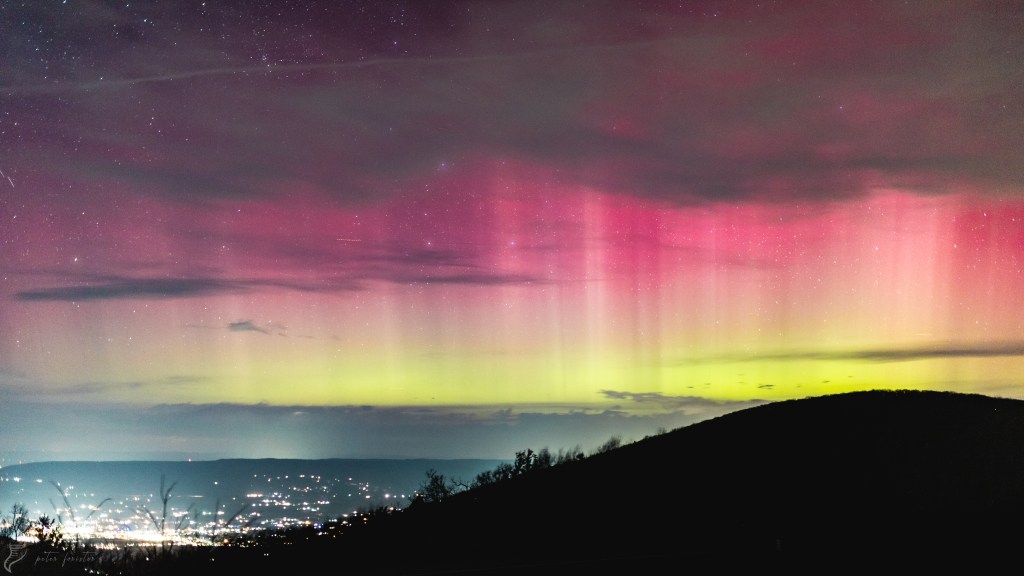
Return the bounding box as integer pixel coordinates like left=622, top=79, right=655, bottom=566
left=352, top=390, right=1024, bottom=573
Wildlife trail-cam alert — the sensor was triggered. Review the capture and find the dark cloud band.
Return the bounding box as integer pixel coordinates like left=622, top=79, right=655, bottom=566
left=15, top=278, right=242, bottom=301
left=686, top=342, right=1024, bottom=364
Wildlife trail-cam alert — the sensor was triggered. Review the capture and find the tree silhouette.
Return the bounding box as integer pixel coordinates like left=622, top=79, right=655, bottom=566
left=33, top=514, right=67, bottom=550
left=0, top=503, right=31, bottom=539
left=470, top=445, right=584, bottom=488
left=416, top=469, right=466, bottom=503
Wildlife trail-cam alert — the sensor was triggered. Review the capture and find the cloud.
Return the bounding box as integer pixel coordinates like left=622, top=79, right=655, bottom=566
left=15, top=278, right=243, bottom=301
left=11, top=272, right=371, bottom=302
left=600, top=390, right=765, bottom=413
left=4, top=2, right=1021, bottom=206
left=391, top=273, right=544, bottom=286
left=686, top=342, right=1024, bottom=364
left=0, top=367, right=29, bottom=381
left=227, top=320, right=269, bottom=334
left=0, top=399, right=756, bottom=461
left=11, top=240, right=543, bottom=303
left=227, top=320, right=287, bottom=336
left=0, top=375, right=207, bottom=400
left=12, top=270, right=538, bottom=303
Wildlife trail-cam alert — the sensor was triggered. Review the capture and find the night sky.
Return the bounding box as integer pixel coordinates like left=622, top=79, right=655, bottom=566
left=2, top=1, right=1023, bottom=462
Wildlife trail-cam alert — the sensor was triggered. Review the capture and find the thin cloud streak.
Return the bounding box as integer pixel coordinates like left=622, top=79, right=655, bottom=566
left=683, top=342, right=1024, bottom=364
left=13, top=269, right=542, bottom=302
left=2, top=36, right=684, bottom=95
left=0, top=375, right=208, bottom=400
left=0, top=399, right=742, bottom=461
left=600, top=390, right=765, bottom=412
left=227, top=321, right=271, bottom=335
left=5, top=2, right=1021, bottom=205
left=15, top=278, right=244, bottom=301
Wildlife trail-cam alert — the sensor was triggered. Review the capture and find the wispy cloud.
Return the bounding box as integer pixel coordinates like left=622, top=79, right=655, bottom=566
left=12, top=273, right=369, bottom=302
left=390, top=273, right=544, bottom=286
left=0, top=367, right=29, bottom=381
left=12, top=245, right=543, bottom=303
left=684, top=342, right=1024, bottom=364
left=5, top=3, right=1021, bottom=206
left=227, top=320, right=288, bottom=336
left=0, top=375, right=208, bottom=400
left=600, top=390, right=765, bottom=412
left=126, top=401, right=741, bottom=459
left=0, top=397, right=757, bottom=460
left=15, top=278, right=243, bottom=301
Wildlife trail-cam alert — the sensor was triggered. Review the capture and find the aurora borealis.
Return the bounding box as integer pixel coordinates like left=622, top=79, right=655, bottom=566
left=2, top=1, right=1023, bottom=461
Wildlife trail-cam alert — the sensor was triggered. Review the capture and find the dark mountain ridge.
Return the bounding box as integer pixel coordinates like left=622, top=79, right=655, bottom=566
left=357, top=390, right=1024, bottom=572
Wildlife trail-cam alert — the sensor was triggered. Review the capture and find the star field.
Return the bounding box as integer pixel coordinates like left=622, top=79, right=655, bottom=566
left=1, top=0, right=1023, bottom=461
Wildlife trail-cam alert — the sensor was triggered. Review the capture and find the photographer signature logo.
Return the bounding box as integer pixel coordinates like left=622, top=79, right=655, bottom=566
left=2, top=542, right=28, bottom=574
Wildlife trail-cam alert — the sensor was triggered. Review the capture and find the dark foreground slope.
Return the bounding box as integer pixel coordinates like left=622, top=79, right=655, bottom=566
left=117, top=390, right=1024, bottom=574
left=361, top=390, right=1024, bottom=573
